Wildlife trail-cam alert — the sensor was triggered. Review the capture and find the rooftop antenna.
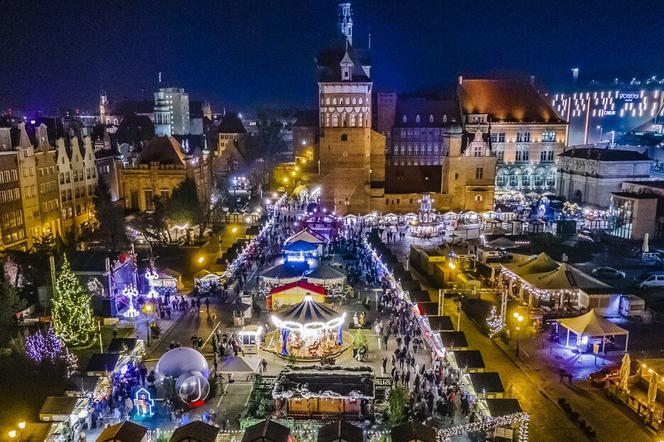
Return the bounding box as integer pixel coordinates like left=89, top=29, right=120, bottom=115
left=368, top=33, right=371, bottom=50
left=158, top=72, right=162, bottom=84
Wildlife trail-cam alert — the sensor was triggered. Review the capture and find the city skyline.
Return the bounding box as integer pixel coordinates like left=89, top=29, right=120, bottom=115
left=2, top=0, right=664, bottom=112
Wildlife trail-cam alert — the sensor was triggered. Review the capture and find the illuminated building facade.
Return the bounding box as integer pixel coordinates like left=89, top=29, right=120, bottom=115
left=154, top=87, right=190, bottom=136
left=459, top=78, right=568, bottom=193
left=550, top=79, right=664, bottom=146
left=557, top=147, right=653, bottom=208
left=118, top=136, right=212, bottom=212
left=56, top=135, right=97, bottom=237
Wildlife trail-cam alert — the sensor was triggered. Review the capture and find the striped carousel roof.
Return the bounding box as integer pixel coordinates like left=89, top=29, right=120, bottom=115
left=278, top=298, right=339, bottom=323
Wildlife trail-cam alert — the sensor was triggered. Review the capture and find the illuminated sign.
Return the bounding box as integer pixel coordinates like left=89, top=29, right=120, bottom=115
left=603, top=110, right=616, bottom=116
left=618, top=92, right=640, bottom=102
left=134, top=387, right=155, bottom=418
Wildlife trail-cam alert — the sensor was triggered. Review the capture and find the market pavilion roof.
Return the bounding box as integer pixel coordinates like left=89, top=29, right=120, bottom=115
left=317, top=421, right=363, bottom=442
left=285, top=228, right=326, bottom=245
left=170, top=421, right=220, bottom=442
left=558, top=309, right=628, bottom=337
left=390, top=421, right=437, bottom=442
left=504, top=252, right=559, bottom=276
left=97, top=421, right=148, bottom=442
left=261, top=263, right=304, bottom=281
left=278, top=297, right=339, bottom=323
left=270, top=280, right=327, bottom=295
left=272, top=365, right=375, bottom=400
left=304, top=264, right=346, bottom=283
left=241, top=420, right=290, bottom=442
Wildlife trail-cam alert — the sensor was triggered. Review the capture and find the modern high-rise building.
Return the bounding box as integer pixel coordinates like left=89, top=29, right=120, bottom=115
left=154, top=87, right=190, bottom=136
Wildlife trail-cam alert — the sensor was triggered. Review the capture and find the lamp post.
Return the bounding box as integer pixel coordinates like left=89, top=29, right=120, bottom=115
left=8, top=421, right=26, bottom=441
left=514, top=312, right=524, bottom=357
left=141, top=302, right=155, bottom=346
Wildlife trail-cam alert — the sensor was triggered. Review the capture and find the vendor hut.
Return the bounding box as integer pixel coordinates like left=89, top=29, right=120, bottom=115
left=97, top=421, right=148, bottom=442
left=241, top=420, right=290, bottom=442
left=390, top=421, right=437, bottom=442
left=260, top=264, right=304, bottom=291
left=170, top=421, right=220, bottom=442
left=271, top=296, right=346, bottom=358
left=267, top=280, right=327, bottom=310
left=317, top=421, right=363, bottom=442
left=272, top=366, right=374, bottom=418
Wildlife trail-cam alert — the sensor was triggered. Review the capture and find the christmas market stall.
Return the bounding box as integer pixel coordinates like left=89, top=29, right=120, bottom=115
left=269, top=296, right=347, bottom=359
left=390, top=421, right=437, bottom=442
left=170, top=420, right=220, bottom=442
left=468, top=372, right=505, bottom=399
left=267, top=280, right=327, bottom=310
left=272, top=365, right=374, bottom=418
left=485, top=399, right=524, bottom=441
left=317, top=420, right=363, bottom=442
left=260, top=264, right=304, bottom=293
left=97, top=421, right=148, bottom=442
left=241, top=420, right=290, bottom=442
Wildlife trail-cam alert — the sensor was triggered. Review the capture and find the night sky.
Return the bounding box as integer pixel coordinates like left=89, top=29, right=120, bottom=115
left=2, top=0, right=663, bottom=113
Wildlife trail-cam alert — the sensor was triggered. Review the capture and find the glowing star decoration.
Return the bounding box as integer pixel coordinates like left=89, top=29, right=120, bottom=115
left=123, top=284, right=139, bottom=318
left=133, top=387, right=155, bottom=418
left=145, top=269, right=159, bottom=299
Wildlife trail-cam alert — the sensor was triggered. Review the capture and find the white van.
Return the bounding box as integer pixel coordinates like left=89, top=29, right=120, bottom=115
left=640, top=273, right=664, bottom=289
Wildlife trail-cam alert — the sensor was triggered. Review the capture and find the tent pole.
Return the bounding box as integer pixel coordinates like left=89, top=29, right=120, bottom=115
left=566, top=329, right=570, bottom=347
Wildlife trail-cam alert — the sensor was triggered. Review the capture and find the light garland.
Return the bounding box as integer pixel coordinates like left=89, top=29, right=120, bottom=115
left=436, top=412, right=530, bottom=441
left=486, top=306, right=505, bottom=337
left=271, top=313, right=346, bottom=335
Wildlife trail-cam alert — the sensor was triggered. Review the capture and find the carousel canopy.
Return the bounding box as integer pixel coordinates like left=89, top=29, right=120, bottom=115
left=285, top=228, right=326, bottom=245
left=270, top=280, right=326, bottom=296
left=523, top=263, right=610, bottom=291
left=278, top=298, right=339, bottom=323
left=304, top=264, right=346, bottom=284
left=284, top=240, right=318, bottom=252
left=558, top=309, right=628, bottom=337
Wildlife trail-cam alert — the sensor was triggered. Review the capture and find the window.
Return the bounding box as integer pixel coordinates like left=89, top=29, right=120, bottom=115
left=442, top=114, right=448, bottom=123
left=352, top=97, right=356, bottom=105
left=358, top=98, right=363, bottom=105
left=454, top=173, right=459, bottom=180
left=332, top=114, right=339, bottom=126
left=498, top=132, right=505, bottom=142
left=332, top=98, right=337, bottom=105
left=350, top=113, right=356, bottom=127
left=522, top=173, right=531, bottom=187
left=475, top=167, right=484, bottom=179
left=345, top=97, right=350, bottom=105
left=517, top=131, right=531, bottom=142
left=474, top=195, right=483, bottom=202
left=325, top=98, right=330, bottom=105
left=516, top=146, right=529, bottom=162
left=402, top=115, right=407, bottom=123
left=473, top=145, right=483, bottom=157
left=495, top=146, right=504, bottom=161
left=496, top=173, right=507, bottom=187
left=509, top=173, right=518, bottom=187
left=429, top=115, right=434, bottom=123
left=416, top=115, right=420, bottom=124
left=542, top=130, right=556, bottom=142
left=341, top=134, right=348, bottom=141
left=490, top=133, right=497, bottom=143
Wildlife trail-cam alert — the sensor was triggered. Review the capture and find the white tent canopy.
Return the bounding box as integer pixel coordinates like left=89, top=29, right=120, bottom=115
left=523, top=263, right=611, bottom=291
left=284, top=228, right=326, bottom=245
left=558, top=309, right=629, bottom=351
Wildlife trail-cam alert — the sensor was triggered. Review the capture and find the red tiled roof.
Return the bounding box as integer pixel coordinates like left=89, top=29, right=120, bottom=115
left=459, top=79, right=565, bottom=124
left=269, top=280, right=326, bottom=295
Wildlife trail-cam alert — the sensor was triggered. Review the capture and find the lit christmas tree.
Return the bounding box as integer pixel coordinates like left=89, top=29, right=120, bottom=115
left=25, top=327, right=79, bottom=376
left=51, top=254, right=96, bottom=348
left=486, top=305, right=504, bottom=337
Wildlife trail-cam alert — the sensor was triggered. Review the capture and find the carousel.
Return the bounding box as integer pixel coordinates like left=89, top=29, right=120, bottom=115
left=409, top=194, right=444, bottom=238
left=268, top=295, right=349, bottom=360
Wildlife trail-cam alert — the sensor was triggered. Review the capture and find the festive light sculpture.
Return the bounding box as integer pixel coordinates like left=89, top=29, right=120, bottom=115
left=123, top=284, right=140, bottom=318
left=133, top=387, right=155, bottom=418
left=145, top=269, right=159, bottom=299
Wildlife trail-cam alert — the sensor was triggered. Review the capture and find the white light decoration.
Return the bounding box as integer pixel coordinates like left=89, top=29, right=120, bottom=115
left=123, top=284, right=139, bottom=318
left=145, top=269, right=159, bottom=299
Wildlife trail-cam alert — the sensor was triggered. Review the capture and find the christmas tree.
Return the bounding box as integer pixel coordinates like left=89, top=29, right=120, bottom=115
left=486, top=305, right=504, bottom=337
left=52, top=254, right=96, bottom=348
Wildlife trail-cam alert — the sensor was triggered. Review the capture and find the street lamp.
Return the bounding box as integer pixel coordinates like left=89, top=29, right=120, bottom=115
left=513, top=312, right=524, bottom=357
left=141, top=302, right=155, bottom=346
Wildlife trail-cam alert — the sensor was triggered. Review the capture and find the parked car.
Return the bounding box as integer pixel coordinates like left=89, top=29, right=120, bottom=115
left=640, top=273, right=664, bottom=289
left=588, top=365, right=620, bottom=386
left=591, top=267, right=626, bottom=279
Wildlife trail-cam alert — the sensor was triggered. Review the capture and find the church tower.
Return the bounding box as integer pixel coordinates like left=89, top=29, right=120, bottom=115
left=316, top=3, right=382, bottom=215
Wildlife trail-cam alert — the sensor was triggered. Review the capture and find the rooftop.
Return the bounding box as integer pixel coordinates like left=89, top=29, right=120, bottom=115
left=560, top=147, right=650, bottom=161
left=459, top=79, right=565, bottom=124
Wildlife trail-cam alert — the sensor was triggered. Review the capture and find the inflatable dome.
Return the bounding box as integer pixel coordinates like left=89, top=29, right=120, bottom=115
left=155, top=347, right=211, bottom=406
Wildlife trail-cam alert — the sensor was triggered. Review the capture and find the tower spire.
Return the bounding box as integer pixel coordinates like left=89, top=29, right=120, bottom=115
left=337, top=2, right=353, bottom=46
